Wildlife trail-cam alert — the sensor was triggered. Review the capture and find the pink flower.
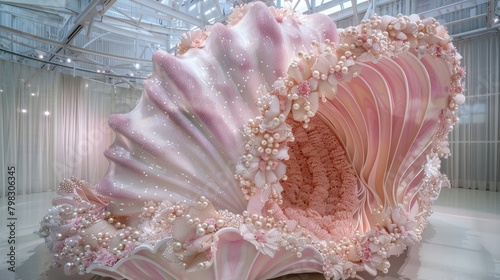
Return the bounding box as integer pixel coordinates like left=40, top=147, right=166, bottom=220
left=227, top=5, right=248, bottom=26
left=269, top=2, right=298, bottom=23
left=53, top=240, right=65, bottom=253
left=81, top=250, right=96, bottom=267
left=323, top=256, right=353, bottom=280
left=122, top=242, right=137, bottom=258
left=359, top=229, right=391, bottom=276
left=67, top=217, right=82, bottom=229
left=95, top=248, right=118, bottom=266
left=178, top=29, right=210, bottom=55
left=296, top=81, right=311, bottom=97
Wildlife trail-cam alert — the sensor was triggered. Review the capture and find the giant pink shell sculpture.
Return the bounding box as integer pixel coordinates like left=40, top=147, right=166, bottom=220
left=36, top=2, right=465, bottom=279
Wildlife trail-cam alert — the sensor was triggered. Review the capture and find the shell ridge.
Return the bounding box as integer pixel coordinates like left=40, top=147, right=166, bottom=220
left=356, top=63, right=396, bottom=205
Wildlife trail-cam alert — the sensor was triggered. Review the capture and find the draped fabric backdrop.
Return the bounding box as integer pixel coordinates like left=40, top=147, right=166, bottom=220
left=442, top=33, right=500, bottom=191
left=1, top=33, right=499, bottom=197
left=0, top=60, right=141, bottom=197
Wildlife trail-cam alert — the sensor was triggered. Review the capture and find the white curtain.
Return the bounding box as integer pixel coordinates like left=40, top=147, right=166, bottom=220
left=442, top=33, right=500, bottom=191
left=0, top=60, right=141, bottom=197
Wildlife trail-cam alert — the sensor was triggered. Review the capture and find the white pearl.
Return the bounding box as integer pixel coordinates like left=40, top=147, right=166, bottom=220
left=196, top=227, right=205, bottom=236
left=216, top=219, right=225, bottom=227
left=207, top=225, right=215, bottom=232
left=173, top=242, right=182, bottom=251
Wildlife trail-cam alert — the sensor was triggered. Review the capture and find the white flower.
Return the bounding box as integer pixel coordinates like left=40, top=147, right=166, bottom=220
left=389, top=207, right=419, bottom=246
left=310, top=53, right=338, bottom=100
left=287, top=59, right=319, bottom=123
left=240, top=224, right=280, bottom=257
left=424, top=154, right=441, bottom=180
left=359, top=228, right=391, bottom=276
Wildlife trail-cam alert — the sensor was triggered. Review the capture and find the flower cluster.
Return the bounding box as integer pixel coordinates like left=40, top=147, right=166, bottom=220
left=177, top=28, right=211, bottom=55
left=35, top=177, right=139, bottom=275
left=353, top=206, right=421, bottom=276
left=163, top=196, right=225, bottom=271
left=137, top=200, right=185, bottom=245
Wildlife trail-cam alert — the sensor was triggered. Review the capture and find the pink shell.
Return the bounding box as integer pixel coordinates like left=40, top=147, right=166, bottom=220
left=36, top=2, right=465, bottom=279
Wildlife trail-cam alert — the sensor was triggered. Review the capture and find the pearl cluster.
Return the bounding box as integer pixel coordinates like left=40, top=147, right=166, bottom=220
left=37, top=177, right=141, bottom=275
left=50, top=206, right=141, bottom=274
left=58, top=178, right=76, bottom=193
left=282, top=39, right=360, bottom=128
left=242, top=211, right=276, bottom=231
left=165, top=197, right=224, bottom=270
left=236, top=109, right=292, bottom=200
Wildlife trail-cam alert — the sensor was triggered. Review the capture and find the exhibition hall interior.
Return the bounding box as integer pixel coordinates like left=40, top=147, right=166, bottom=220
left=1, top=0, right=499, bottom=279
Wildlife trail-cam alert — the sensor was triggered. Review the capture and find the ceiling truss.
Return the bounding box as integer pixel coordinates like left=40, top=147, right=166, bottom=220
left=0, top=0, right=498, bottom=89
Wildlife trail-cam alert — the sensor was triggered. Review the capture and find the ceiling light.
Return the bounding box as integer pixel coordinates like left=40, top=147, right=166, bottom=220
left=35, top=50, right=46, bottom=59
left=134, top=63, right=140, bottom=70
left=66, top=58, right=72, bottom=63
left=44, top=111, right=50, bottom=116
left=21, top=109, right=27, bottom=113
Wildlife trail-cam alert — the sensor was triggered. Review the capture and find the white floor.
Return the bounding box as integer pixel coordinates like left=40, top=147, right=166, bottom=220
left=1, top=188, right=499, bottom=280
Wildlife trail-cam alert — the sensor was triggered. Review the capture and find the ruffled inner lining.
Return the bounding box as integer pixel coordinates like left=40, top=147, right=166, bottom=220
left=269, top=116, right=360, bottom=241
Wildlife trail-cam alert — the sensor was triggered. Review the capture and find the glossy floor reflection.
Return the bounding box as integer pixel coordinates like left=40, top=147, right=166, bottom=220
left=1, top=188, right=499, bottom=280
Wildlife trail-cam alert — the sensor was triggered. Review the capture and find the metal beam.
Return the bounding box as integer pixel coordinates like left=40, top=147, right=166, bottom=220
left=0, top=24, right=151, bottom=63
left=42, top=0, right=117, bottom=69
left=129, top=0, right=204, bottom=27
left=101, top=15, right=188, bottom=37
left=0, top=7, right=64, bottom=28
left=351, top=0, right=359, bottom=24
left=419, top=0, right=488, bottom=18
left=92, top=21, right=169, bottom=45
left=487, top=0, right=498, bottom=27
